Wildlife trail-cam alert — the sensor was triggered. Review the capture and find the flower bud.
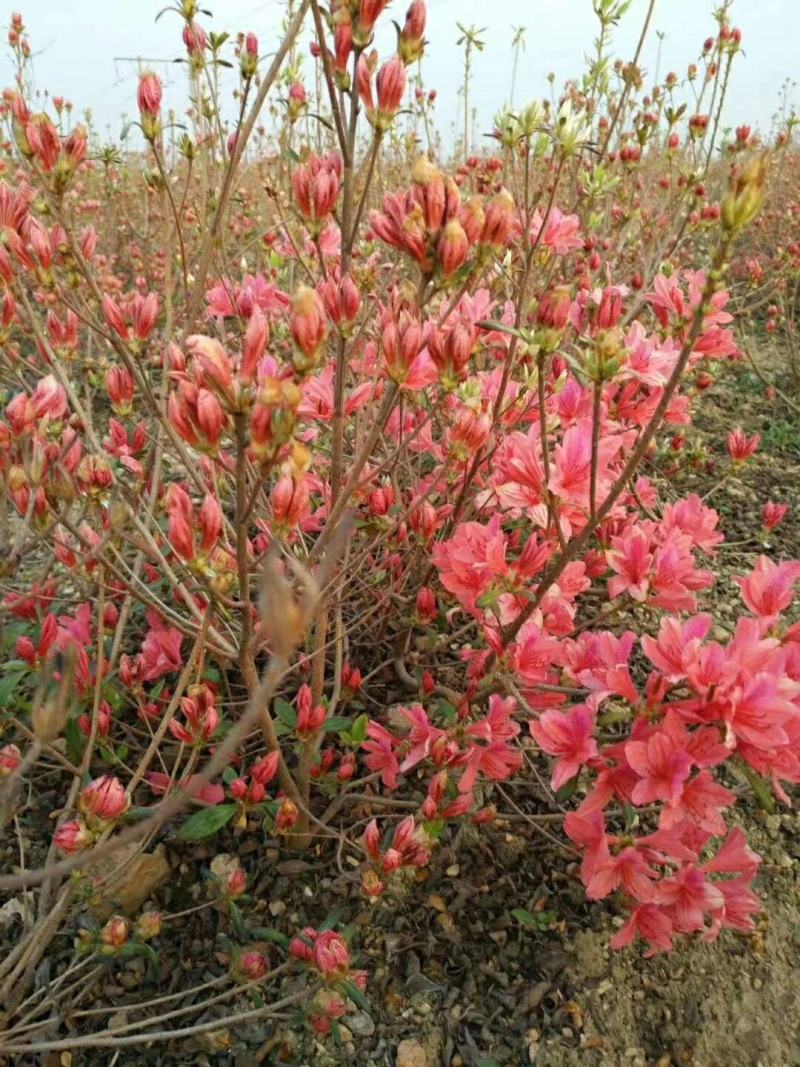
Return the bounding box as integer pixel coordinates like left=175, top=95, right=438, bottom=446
left=437, top=219, right=469, bottom=277
left=241, top=32, right=259, bottom=79
left=237, top=950, right=269, bottom=981
left=721, top=155, right=767, bottom=234
left=78, top=776, right=130, bottom=823
left=290, top=286, right=328, bottom=374
left=53, top=818, right=94, bottom=854
left=399, top=0, right=426, bottom=64
left=0, top=743, right=21, bottom=776
left=101, top=915, right=130, bottom=948
left=135, top=911, right=163, bottom=940
left=537, top=287, right=571, bottom=330
left=137, top=72, right=162, bottom=140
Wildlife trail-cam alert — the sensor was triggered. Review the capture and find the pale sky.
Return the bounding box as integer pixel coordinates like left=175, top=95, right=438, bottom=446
left=4, top=0, right=797, bottom=147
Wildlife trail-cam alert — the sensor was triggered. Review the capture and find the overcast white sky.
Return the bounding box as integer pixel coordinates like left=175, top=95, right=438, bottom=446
left=4, top=0, right=797, bottom=147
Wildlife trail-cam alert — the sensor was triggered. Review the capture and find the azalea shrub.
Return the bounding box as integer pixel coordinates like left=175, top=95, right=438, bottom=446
left=0, top=0, right=799, bottom=1053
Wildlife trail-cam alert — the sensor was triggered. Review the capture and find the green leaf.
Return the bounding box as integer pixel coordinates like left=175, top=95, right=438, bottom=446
left=331, top=1018, right=342, bottom=1048
left=350, top=713, right=368, bottom=745
left=177, top=803, right=237, bottom=841
left=511, top=907, right=539, bottom=927
left=739, top=762, right=776, bottom=814
left=436, top=700, right=457, bottom=724
left=324, top=716, right=352, bottom=733
left=555, top=773, right=580, bottom=803
left=476, top=319, right=529, bottom=341
left=421, top=819, right=445, bottom=840
left=229, top=899, right=246, bottom=939
left=319, top=907, right=343, bottom=932
left=148, top=679, right=166, bottom=701
left=337, top=978, right=369, bottom=1011
left=0, top=669, right=26, bottom=705
left=248, top=926, right=290, bottom=947
left=274, top=697, right=296, bottom=729
left=65, top=717, right=84, bottom=765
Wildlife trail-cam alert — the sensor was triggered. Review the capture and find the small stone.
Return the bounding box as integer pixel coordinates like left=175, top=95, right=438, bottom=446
left=778, top=853, right=793, bottom=868
left=268, top=900, right=286, bottom=917
left=396, top=1038, right=428, bottom=1067
left=596, top=978, right=613, bottom=997
left=347, top=1012, right=375, bottom=1037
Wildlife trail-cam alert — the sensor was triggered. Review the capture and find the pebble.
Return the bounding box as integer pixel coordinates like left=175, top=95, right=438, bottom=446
left=268, top=900, right=286, bottom=916
left=347, top=1011, right=375, bottom=1037
left=396, top=1038, right=428, bottom=1067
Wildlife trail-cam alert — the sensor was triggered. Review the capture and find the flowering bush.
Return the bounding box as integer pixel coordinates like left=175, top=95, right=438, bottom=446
left=0, top=0, right=798, bottom=1054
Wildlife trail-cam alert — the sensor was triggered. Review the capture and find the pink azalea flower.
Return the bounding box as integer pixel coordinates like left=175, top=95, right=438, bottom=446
left=625, top=731, right=692, bottom=805
left=703, top=827, right=761, bottom=876
left=727, top=427, right=760, bottom=462
left=607, top=526, right=653, bottom=602
left=660, top=769, right=734, bottom=836
left=564, top=630, right=639, bottom=708
left=736, top=556, right=800, bottom=622
left=657, top=864, right=724, bottom=933
left=703, top=875, right=760, bottom=938
left=610, top=902, right=675, bottom=955
left=141, top=621, right=185, bottom=681
left=641, top=614, right=712, bottom=682
left=529, top=206, right=583, bottom=254
left=586, top=845, right=658, bottom=903
left=661, top=494, right=723, bottom=553
left=431, top=515, right=510, bottom=618
left=363, top=721, right=401, bottom=790
left=398, top=704, right=447, bottom=772
left=529, top=705, right=598, bottom=790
